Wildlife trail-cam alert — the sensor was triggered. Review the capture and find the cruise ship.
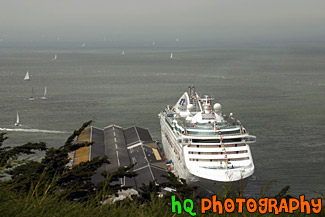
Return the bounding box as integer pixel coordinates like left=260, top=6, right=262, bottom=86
left=159, top=86, right=256, bottom=182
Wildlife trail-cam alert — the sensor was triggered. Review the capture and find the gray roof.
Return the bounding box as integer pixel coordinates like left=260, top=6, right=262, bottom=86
left=84, top=125, right=167, bottom=189
left=124, top=126, right=153, bottom=146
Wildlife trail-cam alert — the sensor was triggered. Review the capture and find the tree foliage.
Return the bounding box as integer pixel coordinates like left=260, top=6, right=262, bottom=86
left=161, top=172, right=198, bottom=200
left=98, top=163, right=137, bottom=200
left=2, top=121, right=137, bottom=202
left=0, top=132, right=46, bottom=177
left=138, top=180, right=161, bottom=202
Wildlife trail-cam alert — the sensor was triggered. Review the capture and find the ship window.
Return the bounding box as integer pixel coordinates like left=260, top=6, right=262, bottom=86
left=192, top=139, right=220, bottom=143
left=189, top=157, right=249, bottom=162
left=223, top=138, right=242, bottom=143
left=221, top=130, right=240, bottom=135
left=189, top=150, right=247, bottom=155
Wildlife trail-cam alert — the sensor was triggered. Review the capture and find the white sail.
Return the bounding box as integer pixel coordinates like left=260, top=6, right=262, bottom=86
left=152, top=41, right=155, bottom=46
left=121, top=50, right=125, bottom=55
left=41, top=86, right=47, bottom=99
left=81, top=42, right=86, bottom=47
left=24, top=71, right=30, bottom=81
left=52, top=54, right=57, bottom=60
left=29, top=87, right=35, bottom=101
left=170, top=52, right=173, bottom=59
left=15, top=111, right=20, bottom=126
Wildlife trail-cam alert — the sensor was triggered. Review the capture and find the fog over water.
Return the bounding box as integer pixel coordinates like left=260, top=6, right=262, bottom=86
left=1, top=0, right=325, bottom=43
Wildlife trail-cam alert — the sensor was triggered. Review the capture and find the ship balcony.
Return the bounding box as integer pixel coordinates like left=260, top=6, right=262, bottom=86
left=186, top=158, right=252, bottom=172
left=186, top=152, right=250, bottom=160
left=186, top=146, right=249, bottom=153
left=187, top=143, right=247, bottom=148
left=187, top=159, right=252, bottom=168
left=186, top=129, right=241, bottom=136
left=189, top=137, right=245, bottom=144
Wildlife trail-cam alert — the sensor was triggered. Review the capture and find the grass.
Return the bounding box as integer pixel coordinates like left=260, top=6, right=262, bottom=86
left=0, top=183, right=324, bottom=217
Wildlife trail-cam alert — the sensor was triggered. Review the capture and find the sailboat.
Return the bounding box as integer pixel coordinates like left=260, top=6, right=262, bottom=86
left=121, top=50, right=125, bottom=55
left=24, top=70, right=30, bottom=81
left=29, top=87, right=35, bottom=101
left=170, top=52, right=173, bottom=59
left=41, top=86, right=47, bottom=100
left=81, top=42, right=86, bottom=47
left=52, top=54, right=57, bottom=61
left=15, top=110, right=20, bottom=126
left=152, top=41, right=155, bottom=46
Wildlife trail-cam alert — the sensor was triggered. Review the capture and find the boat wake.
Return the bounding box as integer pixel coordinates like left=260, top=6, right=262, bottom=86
left=0, top=128, right=67, bottom=134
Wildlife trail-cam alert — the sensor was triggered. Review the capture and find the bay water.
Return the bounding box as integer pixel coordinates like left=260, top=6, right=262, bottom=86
left=1, top=42, right=324, bottom=198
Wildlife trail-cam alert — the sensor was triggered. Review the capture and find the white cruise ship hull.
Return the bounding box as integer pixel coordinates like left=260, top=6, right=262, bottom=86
left=159, top=87, right=256, bottom=183
left=160, top=113, right=255, bottom=182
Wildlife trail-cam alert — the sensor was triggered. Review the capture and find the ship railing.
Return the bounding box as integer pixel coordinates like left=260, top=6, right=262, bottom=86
left=189, top=157, right=250, bottom=162
left=188, top=143, right=246, bottom=148
left=187, top=145, right=248, bottom=152
left=186, top=132, right=242, bottom=136
left=186, top=126, right=240, bottom=131
left=165, top=114, right=243, bottom=137
left=188, top=150, right=248, bottom=155
left=188, top=152, right=249, bottom=159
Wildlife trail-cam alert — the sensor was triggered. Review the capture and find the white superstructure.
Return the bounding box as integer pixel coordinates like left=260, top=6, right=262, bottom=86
left=159, top=86, right=256, bottom=182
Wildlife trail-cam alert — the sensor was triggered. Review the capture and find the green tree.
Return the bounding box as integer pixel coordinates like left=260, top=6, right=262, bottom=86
left=138, top=180, right=161, bottom=202
left=0, top=132, right=46, bottom=178
left=161, top=172, right=198, bottom=200
left=3, top=121, right=142, bottom=203
left=5, top=121, right=103, bottom=201
left=98, top=164, right=137, bottom=201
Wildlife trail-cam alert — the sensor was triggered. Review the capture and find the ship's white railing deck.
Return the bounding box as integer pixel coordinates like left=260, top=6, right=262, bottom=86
left=187, top=152, right=249, bottom=159
left=188, top=143, right=246, bottom=147
left=188, top=150, right=248, bottom=155
left=187, top=145, right=248, bottom=152
left=188, top=157, right=250, bottom=162
left=164, top=113, right=243, bottom=136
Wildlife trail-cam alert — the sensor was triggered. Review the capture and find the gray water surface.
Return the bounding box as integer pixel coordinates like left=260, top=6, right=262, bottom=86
left=1, top=42, right=324, bottom=198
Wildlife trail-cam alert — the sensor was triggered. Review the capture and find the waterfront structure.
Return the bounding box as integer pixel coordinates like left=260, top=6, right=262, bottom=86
left=71, top=125, right=167, bottom=189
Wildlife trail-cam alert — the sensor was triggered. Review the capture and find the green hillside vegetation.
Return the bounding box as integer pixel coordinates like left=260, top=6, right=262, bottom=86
left=0, top=122, right=323, bottom=216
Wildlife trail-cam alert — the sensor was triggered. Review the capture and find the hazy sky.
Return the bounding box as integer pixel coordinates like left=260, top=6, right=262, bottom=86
left=1, top=0, right=325, bottom=43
